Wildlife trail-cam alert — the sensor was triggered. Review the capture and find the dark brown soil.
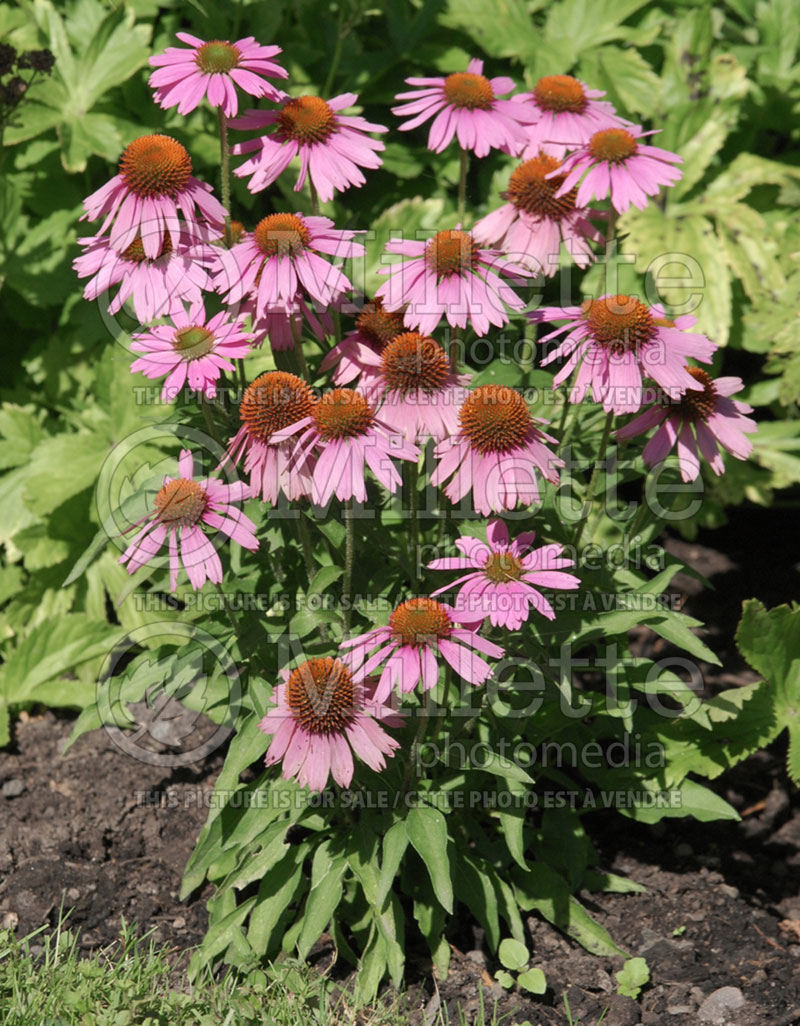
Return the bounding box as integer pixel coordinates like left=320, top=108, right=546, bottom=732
left=1, top=506, right=799, bottom=1025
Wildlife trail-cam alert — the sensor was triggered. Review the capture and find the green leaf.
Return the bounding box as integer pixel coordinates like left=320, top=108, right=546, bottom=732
left=247, top=852, right=307, bottom=958
left=308, top=565, right=343, bottom=595
left=0, top=614, right=122, bottom=713
left=296, top=845, right=347, bottom=959
left=456, top=854, right=502, bottom=951
left=515, top=864, right=628, bottom=957
left=518, top=967, right=547, bottom=994
left=616, top=956, right=650, bottom=998
left=187, top=897, right=257, bottom=979
left=498, top=938, right=529, bottom=971
left=736, top=600, right=800, bottom=782
left=376, top=820, right=408, bottom=908
left=406, top=806, right=453, bottom=914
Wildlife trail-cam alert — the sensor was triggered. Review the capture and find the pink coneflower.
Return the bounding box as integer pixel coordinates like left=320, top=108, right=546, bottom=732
left=531, top=295, right=717, bottom=415
left=473, top=153, right=603, bottom=275
left=616, top=368, right=757, bottom=482
left=250, top=293, right=333, bottom=352
left=392, top=57, right=535, bottom=157
left=231, top=93, right=387, bottom=203
left=374, top=331, right=470, bottom=442
left=73, top=229, right=215, bottom=323
left=214, top=212, right=363, bottom=320
left=319, top=297, right=406, bottom=388
left=554, top=126, right=682, bottom=213
left=341, top=598, right=505, bottom=702
left=432, top=385, right=563, bottom=516
left=376, top=228, right=528, bottom=337
left=130, top=299, right=251, bottom=401
left=225, top=371, right=317, bottom=503
left=511, top=75, right=627, bottom=160
left=119, top=449, right=258, bottom=591
left=148, top=33, right=287, bottom=118
left=259, top=657, right=402, bottom=791
left=81, top=135, right=227, bottom=257
left=427, top=520, right=579, bottom=630
left=272, top=388, right=420, bottom=506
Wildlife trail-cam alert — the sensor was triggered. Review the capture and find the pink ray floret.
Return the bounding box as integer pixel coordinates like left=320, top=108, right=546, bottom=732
left=341, top=598, right=505, bottom=702
left=271, top=387, right=420, bottom=506
left=119, top=449, right=258, bottom=592
left=473, top=152, right=603, bottom=276
left=616, top=369, right=757, bottom=482
left=214, top=212, right=363, bottom=320
left=73, top=227, right=216, bottom=323
left=510, top=74, right=628, bottom=160
left=376, top=228, right=528, bottom=337
left=392, top=57, right=536, bottom=157
left=531, top=296, right=718, bottom=415
left=431, top=385, right=563, bottom=516
left=259, top=658, right=402, bottom=792
left=130, top=298, right=251, bottom=401
left=428, top=520, right=579, bottom=630
left=148, top=33, right=287, bottom=118
left=231, top=92, right=387, bottom=203
left=81, top=134, right=227, bottom=258
left=553, top=125, right=682, bottom=213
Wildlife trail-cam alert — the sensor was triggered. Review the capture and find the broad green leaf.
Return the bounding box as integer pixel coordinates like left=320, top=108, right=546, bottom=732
left=296, top=845, right=347, bottom=959
left=376, top=821, right=409, bottom=908
left=616, top=957, right=650, bottom=998
left=247, top=852, right=307, bottom=958
left=498, top=937, right=529, bottom=971
left=515, top=864, right=628, bottom=957
left=518, top=967, right=547, bottom=994
left=0, top=614, right=122, bottom=711
left=406, top=806, right=453, bottom=914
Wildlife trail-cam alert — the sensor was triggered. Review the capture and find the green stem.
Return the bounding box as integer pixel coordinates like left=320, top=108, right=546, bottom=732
left=457, top=148, right=469, bottom=223
left=573, top=410, right=614, bottom=550
left=322, top=6, right=345, bottom=97
left=343, top=499, right=354, bottom=631
left=408, top=460, right=420, bottom=585
left=401, top=702, right=430, bottom=792
left=309, top=178, right=320, bottom=216
left=289, top=316, right=311, bottom=383
left=431, top=667, right=451, bottom=746
left=601, top=208, right=618, bottom=295
left=217, top=107, right=233, bottom=248
left=201, top=395, right=222, bottom=446
left=296, top=510, right=316, bottom=584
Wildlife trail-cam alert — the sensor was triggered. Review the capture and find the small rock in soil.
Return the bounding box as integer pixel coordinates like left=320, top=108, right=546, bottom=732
left=2, top=779, right=24, bottom=798
left=698, top=986, right=745, bottom=1023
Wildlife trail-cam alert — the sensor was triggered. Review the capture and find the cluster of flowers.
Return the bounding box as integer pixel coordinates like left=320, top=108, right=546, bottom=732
left=72, top=30, right=757, bottom=790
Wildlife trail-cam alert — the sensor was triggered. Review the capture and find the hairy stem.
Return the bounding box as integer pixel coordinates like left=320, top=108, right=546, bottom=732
left=343, top=499, right=354, bottom=630
left=217, top=107, right=233, bottom=248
